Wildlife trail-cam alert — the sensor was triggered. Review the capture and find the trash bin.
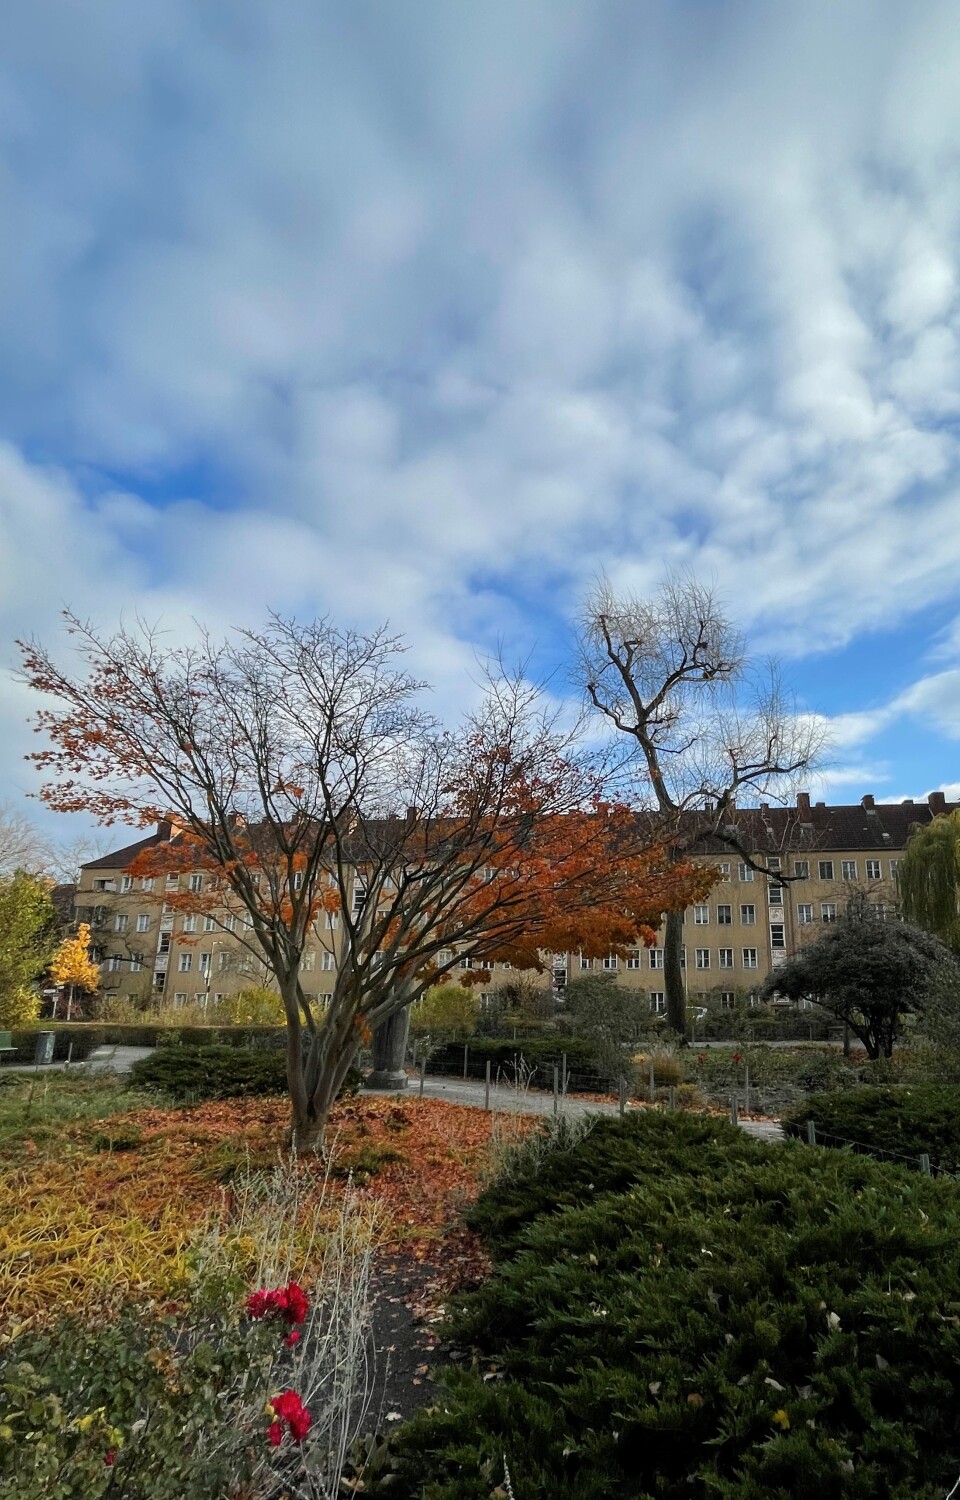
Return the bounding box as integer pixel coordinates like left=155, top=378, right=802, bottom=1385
left=34, top=1031, right=55, bottom=1065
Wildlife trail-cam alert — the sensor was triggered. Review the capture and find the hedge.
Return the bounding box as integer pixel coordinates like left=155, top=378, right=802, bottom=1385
left=424, top=1036, right=608, bottom=1090
left=4, top=1023, right=287, bottom=1066
left=374, top=1114, right=960, bottom=1499
left=782, top=1084, right=960, bottom=1173
left=129, top=1044, right=362, bottom=1102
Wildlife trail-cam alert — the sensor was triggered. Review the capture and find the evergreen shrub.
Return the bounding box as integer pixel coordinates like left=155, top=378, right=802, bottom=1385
left=379, top=1115, right=960, bottom=1498
left=129, top=1045, right=361, bottom=1103
left=782, top=1084, right=960, bottom=1172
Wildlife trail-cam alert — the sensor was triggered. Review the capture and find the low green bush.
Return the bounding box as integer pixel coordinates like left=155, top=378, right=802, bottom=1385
left=129, top=1045, right=361, bottom=1103
left=426, top=1036, right=607, bottom=1090
left=378, top=1116, right=960, bottom=1498
left=7, top=1023, right=288, bottom=1066
left=782, top=1084, right=960, bottom=1172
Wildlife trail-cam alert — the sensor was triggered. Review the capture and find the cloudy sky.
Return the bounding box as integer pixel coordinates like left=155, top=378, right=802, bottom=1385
left=3, top=0, right=960, bottom=842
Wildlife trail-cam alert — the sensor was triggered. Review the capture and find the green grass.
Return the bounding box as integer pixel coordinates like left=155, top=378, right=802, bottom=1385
left=0, top=1071, right=160, bottom=1156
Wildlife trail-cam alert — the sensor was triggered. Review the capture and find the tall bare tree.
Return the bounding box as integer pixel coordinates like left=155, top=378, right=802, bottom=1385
left=0, top=803, right=54, bottom=878
left=20, top=612, right=705, bottom=1148
left=577, top=575, right=824, bottom=1036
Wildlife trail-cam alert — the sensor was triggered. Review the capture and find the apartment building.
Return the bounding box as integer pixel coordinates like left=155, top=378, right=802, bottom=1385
left=73, top=791, right=956, bottom=1013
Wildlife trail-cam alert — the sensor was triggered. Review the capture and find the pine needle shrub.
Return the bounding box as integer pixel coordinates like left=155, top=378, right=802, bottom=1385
left=783, top=1084, right=960, bottom=1172
left=380, top=1121, right=960, bottom=1498
left=130, top=1045, right=361, bottom=1103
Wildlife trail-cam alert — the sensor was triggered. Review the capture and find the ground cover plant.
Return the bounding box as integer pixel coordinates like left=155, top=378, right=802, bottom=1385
left=783, top=1083, right=960, bottom=1173
left=378, top=1113, right=960, bottom=1499
left=129, top=1043, right=361, bottom=1102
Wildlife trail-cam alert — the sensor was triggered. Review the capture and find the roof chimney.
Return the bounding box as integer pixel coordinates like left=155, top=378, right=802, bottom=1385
left=815, top=801, right=825, bottom=808
left=405, top=806, right=418, bottom=826
left=861, top=794, right=875, bottom=811
left=902, top=798, right=915, bottom=806
left=796, top=792, right=810, bottom=815
left=156, top=816, right=181, bottom=842
left=928, top=791, right=947, bottom=815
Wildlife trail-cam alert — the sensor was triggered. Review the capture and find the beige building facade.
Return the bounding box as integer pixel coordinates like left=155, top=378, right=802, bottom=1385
left=74, top=791, right=955, bottom=1014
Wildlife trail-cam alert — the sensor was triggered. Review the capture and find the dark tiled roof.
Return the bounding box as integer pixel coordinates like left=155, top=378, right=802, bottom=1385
left=81, top=831, right=183, bottom=870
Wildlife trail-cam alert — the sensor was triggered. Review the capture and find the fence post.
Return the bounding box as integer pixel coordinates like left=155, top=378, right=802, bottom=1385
left=553, top=1064, right=559, bottom=1116
left=419, top=1057, right=426, bottom=1098
left=561, top=1052, right=568, bottom=1097
left=744, top=1064, right=751, bottom=1116
left=463, top=1044, right=469, bottom=1079
left=806, top=1119, right=816, bottom=1147
left=485, top=1059, right=491, bottom=1112
left=649, top=1058, right=655, bottom=1103
left=668, top=1084, right=676, bottom=1111
left=730, top=1094, right=738, bottom=1126
left=66, top=1042, right=73, bottom=1068
left=618, top=1075, right=626, bottom=1117
left=920, top=1153, right=931, bottom=1176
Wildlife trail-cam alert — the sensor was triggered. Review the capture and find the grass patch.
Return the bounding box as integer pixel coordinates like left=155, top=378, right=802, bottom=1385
left=0, top=1072, right=159, bottom=1157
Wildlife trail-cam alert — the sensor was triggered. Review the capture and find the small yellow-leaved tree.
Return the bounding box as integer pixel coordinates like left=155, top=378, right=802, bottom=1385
left=49, top=924, right=100, bottom=1014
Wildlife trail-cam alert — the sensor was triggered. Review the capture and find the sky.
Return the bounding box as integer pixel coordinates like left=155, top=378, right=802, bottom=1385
left=2, top=0, right=960, bottom=847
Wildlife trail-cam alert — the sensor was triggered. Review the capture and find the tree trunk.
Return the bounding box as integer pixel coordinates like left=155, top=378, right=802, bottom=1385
left=367, top=1005, right=411, bottom=1089
left=664, top=910, right=687, bottom=1040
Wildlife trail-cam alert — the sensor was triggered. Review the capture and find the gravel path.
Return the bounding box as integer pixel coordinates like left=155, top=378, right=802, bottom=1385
left=369, top=1073, right=785, bottom=1141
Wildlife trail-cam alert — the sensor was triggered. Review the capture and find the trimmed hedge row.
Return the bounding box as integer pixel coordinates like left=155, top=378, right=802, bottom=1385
left=376, top=1114, right=960, bottom=1499
left=782, top=1084, right=960, bottom=1173
left=425, top=1036, right=607, bottom=1090
left=129, top=1044, right=361, bottom=1102
left=6, top=1023, right=286, bottom=1065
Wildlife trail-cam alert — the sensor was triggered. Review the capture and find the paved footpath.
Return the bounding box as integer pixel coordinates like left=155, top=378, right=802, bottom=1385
left=372, top=1073, right=784, bottom=1142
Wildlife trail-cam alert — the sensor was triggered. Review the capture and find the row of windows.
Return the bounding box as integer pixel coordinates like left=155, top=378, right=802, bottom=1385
left=714, top=858, right=898, bottom=882
left=646, top=991, right=753, bottom=1013
left=582, top=948, right=760, bottom=971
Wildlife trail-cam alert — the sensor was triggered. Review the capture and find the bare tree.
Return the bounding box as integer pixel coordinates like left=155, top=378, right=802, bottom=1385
left=20, top=612, right=704, bottom=1149
left=0, top=803, right=54, bottom=878
left=577, top=575, right=825, bottom=1036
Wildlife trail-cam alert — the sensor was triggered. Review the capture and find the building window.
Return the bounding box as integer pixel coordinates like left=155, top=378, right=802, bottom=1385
left=222, top=913, right=236, bottom=932
left=136, top=914, right=150, bottom=933
left=325, top=911, right=339, bottom=929
left=821, top=903, right=837, bottom=923
left=107, top=955, right=122, bottom=972
left=460, top=955, right=473, bottom=970
left=353, top=884, right=367, bottom=912
left=188, top=874, right=203, bottom=893
left=767, top=856, right=781, bottom=871
left=194, top=991, right=208, bottom=1005
left=321, top=951, right=336, bottom=971
left=650, top=949, right=664, bottom=970
left=120, top=875, right=133, bottom=892
left=183, top=914, right=198, bottom=933
left=718, top=991, right=736, bottom=1010
left=131, top=953, right=143, bottom=972
left=866, top=859, right=882, bottom=880
left=718, top=948, right=734, bottom=968
left=114, top=913, right=128, bottom=933
left=770, top=923, right=786, bottom=949
left=217, top=951, right=230, bottom=971
left=716, top=904, right=732, bottom=925
left=204, top=915, right=216, bottom=932
left=627, top=950, right=642, bottom=969
left=742, top=948, right=758, bottom=969
left=680, top=947, right=686, bottom=969
left=154, top=971, right=166, bottom=992
left=718, top=862, right=730, bottom=879
left=213, top=993, right=224, bottom=1004
left=93, top=878, right=115, bottom=892
left=841, top=860, right=857, bottom=881
left=740, top=904, right=756, bottom=925
left=579, top=954, right=593, bottom=969
left=293, top=870, right=304, bottom=891
left=199, top=953, right=211, bottom=974
left=890, top=859, right=901, bottom=885
left=603, top=954, right=619, bottom=970
left=649, top=992, right=666, bottom=1014
left=173, top=992, right=188, bottom=1005
left=695, top=948, right=710, bottom=970
left=793, top=859, right=809, bottom=879
left=797, top=903, right=813, bottom=924
left=818, top=861, right=834, bottom=881
left=694, top=905, right=710, bottom=925
left=166, top=875, right=179, bottom=890
left=140, top=876, right=154, bottom=891
left=738, top=863, right=754, bottom=882
left=768, top=884, right=783, bottom=905
left=178, top=953, right=192, bottom=972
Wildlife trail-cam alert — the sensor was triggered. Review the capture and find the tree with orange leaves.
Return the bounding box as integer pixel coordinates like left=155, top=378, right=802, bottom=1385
left=20, top=613, right=711, bottom=1149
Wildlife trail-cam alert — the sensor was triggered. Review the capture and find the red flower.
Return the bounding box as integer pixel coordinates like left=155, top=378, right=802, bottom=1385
left=732, top=1052, right=742, bottom=1064
left=267, top=1421, right=284, bottom=1448
left=104, top=1451, right=117, bottom=1467
left=246, top=1281, right=309, bottom=1328
left=268, top=1390, right=313, bottom=1446
left=285, top=1330, right=301, bottom=1348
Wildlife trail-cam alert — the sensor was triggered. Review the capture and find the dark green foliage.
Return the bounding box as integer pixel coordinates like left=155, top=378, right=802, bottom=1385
left=564, top=974, right=648, bottom=1078
left=761, top=894, right=958, bottom=1057
left=379, top=1117, right=960, bottom=1498
left=783, top=1084, right=960, bottom=1172
left=900, top=809, right=960, bottom=953
left=7, top=1023, right=288, bottom=1065
left=426, top=1035, right=606, bottom=1089
left=129, top=1044, right=361, bottom=1102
